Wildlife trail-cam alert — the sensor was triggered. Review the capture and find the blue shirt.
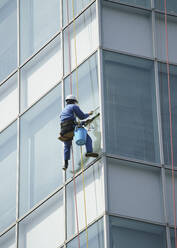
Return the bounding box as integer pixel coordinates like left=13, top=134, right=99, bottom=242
left=60, top=104, right=89, bottom=123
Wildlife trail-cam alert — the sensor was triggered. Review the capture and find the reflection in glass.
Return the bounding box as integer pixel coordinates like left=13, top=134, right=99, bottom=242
left=0, top=122, right=17, bottom=233
left=170, top=228, right=177, bottom=248
left=155, top=0, right=177, bottom=14
left=0, top=73, right=18, bottom=131
left=20, top=0, right=60, bottom=64
left=62, top=0, right=92, bottom=27
left=110, top=216, right=166, bottom=248
left=64, top=53, right=101, bottom=177
left=0, top=227, right=16, bottom=248
left=64, top=3, right=98, bottom=75
left=0, top=0, right=17, bottom=83
left=19, top=85, right=63, bottom=216
left=159, top=63, right=177, bottom=166
left=103, top=51, right=160, bottom=163
left=67, top=218, right=104, bottom=248
left=20, top=36, right=62, bottom=112
left=19, top=191, right=64, bottom=248
left=67, top=162, right=104, bottom=238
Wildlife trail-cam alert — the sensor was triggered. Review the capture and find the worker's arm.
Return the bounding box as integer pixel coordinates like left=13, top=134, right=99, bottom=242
left=73, top=105, right=91, bottom=120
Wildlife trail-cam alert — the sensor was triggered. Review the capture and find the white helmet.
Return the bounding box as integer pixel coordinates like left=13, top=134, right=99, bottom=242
left=65, top=94, right=78, bottom=103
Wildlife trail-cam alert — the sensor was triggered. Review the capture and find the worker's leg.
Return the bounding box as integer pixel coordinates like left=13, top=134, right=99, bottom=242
left=85, top=134, right=98, bottom=158
left=85, top=134, right=93, bottom=153
left=64, top=140, right=72, bottom=160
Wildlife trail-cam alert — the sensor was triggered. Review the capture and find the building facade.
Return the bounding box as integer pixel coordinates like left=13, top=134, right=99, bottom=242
left=0, top=0, right=177, bottom=247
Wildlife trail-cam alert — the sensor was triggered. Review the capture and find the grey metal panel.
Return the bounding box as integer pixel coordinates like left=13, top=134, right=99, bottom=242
left=102, top=5, right=153, bottom=58
left=107, top=158, right=165, bottom=223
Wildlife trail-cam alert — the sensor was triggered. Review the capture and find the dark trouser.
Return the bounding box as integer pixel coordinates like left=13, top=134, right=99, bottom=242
left=64, top=134, right=93, bottom=160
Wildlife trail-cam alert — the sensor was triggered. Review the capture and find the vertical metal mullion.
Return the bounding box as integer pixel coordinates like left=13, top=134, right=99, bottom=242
left=152, top=9, right=164, bottom=164
left=166, top=226, right=172, bottom=248
left=16, top=0, right=20, bottom=247
left=96, top=0, right=106, bottom=153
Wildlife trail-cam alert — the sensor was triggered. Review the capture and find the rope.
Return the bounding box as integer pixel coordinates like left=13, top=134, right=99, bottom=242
left=66, top=0, right=72, bottom=93
left=164, top=1, right=177, bottom=246
left=66, top=1, right=80, bottom=247
left=71, top=0, right=89, bottom=247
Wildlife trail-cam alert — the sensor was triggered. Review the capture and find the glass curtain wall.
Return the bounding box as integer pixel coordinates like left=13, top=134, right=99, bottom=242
left=0, top=0, right=17, bottom=83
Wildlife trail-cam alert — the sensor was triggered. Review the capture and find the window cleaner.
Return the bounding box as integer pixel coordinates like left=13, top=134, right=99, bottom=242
left=58, top=94, right=99, bottom=170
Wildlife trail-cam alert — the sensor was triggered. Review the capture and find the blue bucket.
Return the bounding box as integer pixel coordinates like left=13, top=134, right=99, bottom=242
left=74, top=127, right=87, bottom=146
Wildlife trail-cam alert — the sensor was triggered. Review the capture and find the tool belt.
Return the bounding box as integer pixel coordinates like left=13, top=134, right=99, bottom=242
left=58, top=120, right=75, bottom=142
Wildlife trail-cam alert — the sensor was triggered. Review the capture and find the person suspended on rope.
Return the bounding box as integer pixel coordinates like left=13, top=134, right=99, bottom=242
left=59, top=94, right=99, bottom=170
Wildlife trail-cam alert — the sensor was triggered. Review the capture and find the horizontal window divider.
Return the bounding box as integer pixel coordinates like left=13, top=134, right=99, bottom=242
left=0, top=223, right=16, bottom=238
left=106, top=153, right=162, bottom=168
left=65, top=153, right=104, bottom=186
left=63, top=48, right=99, bottom=79
left=102, top=0, right=152, bottom=12
left=154, top=9, right=177, bottom=18
left=19, top=31, right=62, bottom=69
left=65, top=213, right=105, bottom=245
left=17, top=184, right=64, bottom=223
left=19, top=80, right=62, bottom=117
left=62, top=0, right=96, bottom=31
left=0, top=69, right=18, bottom=87
left=108, top=212, right=167, bottom=227
left=0, top=118, right=18, bottom=135
left=102, top=47, right=154, bottom=61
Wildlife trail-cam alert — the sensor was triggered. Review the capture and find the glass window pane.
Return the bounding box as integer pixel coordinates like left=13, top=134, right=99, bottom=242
left=102, top=4, right=152, bottom=58
left=20, top=36, right=62, bottom=113
left=0, top=227, right=16, bottom=248
left=103, top=51, right=160, bottom=163
left=170, top=228, right=176, bottom=248
left=166, top=170, right=177, bottom=225
left=156, top=14, right=177, bottom=64
left=159, top=62, right=177, bottom=166
left=19, top=190, right=64, bottom=248
left=67, top=162, right=104, bottom=239
left=67, top=218, right=104, bottom=248
left=64, top=53, right=101, bottom=178
left=62, top=0, right=92, bottom=27
left=110, top=216, right=166, bottom=248
left=64, top=3, right=98, bottom=75
left=20, top=0, right=60, bottom=64
left=0, top=0, right=17, bottom=83
left=0, top=122, right=17, bottom=233
left=19, top=85, right=63, bottom=216
left=155, top=0, right=177, bottom=14
left=104, top=0, right=150, bottom=8
left=0, top=73, right=18, bottom=131
left=107, top=158, right=164, bottom=222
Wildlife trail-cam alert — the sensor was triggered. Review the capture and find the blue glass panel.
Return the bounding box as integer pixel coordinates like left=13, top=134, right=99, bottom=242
left=0, top=227, right=16, bottom=248
left=0, top=0, right=17, bottom=83
left=103, top=51, right=160, bottom=163
left=110, top=216, right=166, bottom=248
left=20, top=0, right=60, bottom=64
left=67, top=218, right=104, bottom=248
left=64, top=53, right=101, bottom=179
left=0, top=122, right=17, bottom=233
left=155, top=0, right=177, bottom=14
left=19, top=85, right=63, bottom=216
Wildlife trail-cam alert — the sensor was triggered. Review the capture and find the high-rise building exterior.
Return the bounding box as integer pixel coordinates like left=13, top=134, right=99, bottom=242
left=0, top=0, right=177, bottom=247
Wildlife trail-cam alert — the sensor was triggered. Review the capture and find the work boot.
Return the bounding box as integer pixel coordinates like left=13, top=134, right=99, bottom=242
left=62, top=160, right=68, bottom=170
left=85, top=152, right=99, bottom=158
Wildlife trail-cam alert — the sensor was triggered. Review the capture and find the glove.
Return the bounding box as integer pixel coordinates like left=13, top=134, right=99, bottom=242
left=88, top=111, right=93, bottom=115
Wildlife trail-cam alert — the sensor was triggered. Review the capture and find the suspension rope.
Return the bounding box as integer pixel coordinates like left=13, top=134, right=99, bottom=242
left=66, top=1, right=80, bottom=247
left=164, top=1, right=177, bottom=246
left=71, top=0, right=89, bottom=247
left=66, top=0, right=72, bottom=93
